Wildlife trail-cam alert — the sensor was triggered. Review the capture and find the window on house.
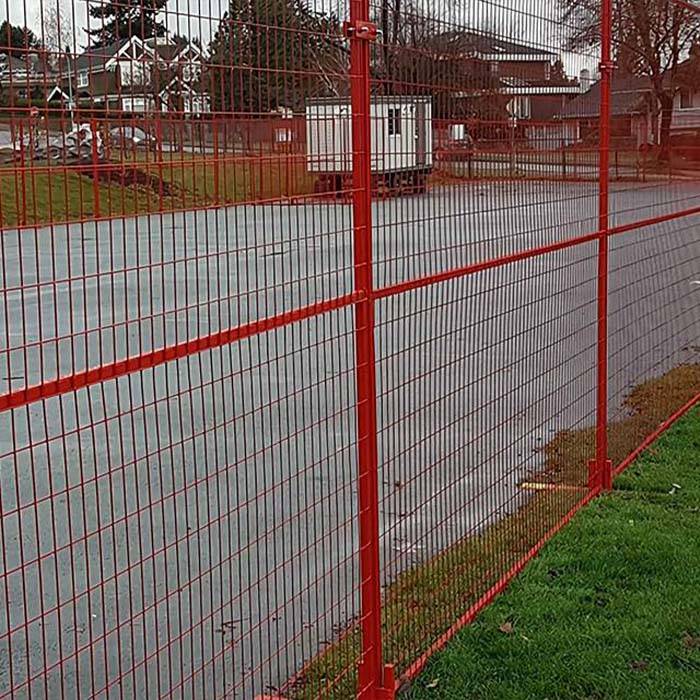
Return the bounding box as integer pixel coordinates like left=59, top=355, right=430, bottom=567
left=388, top=107, right=401, bottom=136
left=508, top=96, right=531, bottom=120
left=680, top=89, right=693, bottom=109
left=77, top=71, right=88, bottom=88
left=121, top=61, right=148, bottom=86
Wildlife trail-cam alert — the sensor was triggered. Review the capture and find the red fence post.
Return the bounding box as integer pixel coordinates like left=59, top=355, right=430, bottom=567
left=347, top=3, right=394, bottom=699
left=91, top=118, right=101, bottom=218
left=212, top=119, right=220, bottom=204
left=156, top=112, right=164, bottom=211
left=591, top=0, right=614, bottom=493
left=18, top=121, right=28, bottom=227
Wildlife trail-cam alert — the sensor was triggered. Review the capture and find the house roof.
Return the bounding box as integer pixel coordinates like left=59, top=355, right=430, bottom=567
left=72, top=39, right=132, bottom=71
left=47, top=85, right=71, bottom=101
left=436, top=30, right=556, bottom=61
left=500, top=75, right=581, bottom=94
left=0, top=54, right=37, bottom=75
left=559, top=73, right=665, bottom=119
left=0, top=52, right=56, bottom=84
left=72, top=36, right=202, bottom=73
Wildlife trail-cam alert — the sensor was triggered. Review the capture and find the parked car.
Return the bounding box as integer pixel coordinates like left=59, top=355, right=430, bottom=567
left=65, top=123, right=104, bottom=160
left=7, top=131, right=62, bottom=162
left=436, top=125, right=476, bottom=163
left=109, top=125, right=157, bottom=151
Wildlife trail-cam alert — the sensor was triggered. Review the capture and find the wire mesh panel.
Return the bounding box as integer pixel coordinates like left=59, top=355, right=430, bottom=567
left=374, top=244, right=599, bottom=682
left=362, top=0, right=604, bottom=688
left=0, top=0, right=365, bottom=697
left=602, top=0, right=700, bottom=472
left=1, top=0, right=700, bottom=698
left=608, top=212, right=700, bottom=467
left=0, top=315, right=361, bottom=698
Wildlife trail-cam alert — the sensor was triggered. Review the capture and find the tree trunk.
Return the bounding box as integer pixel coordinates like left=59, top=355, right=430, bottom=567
left=381, top=1, right=390, bottom=94
left=658, top=92, right=674, bottom=162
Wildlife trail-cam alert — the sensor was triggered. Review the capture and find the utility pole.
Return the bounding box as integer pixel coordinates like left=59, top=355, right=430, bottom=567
left=65, top=47, right=75, bottom=130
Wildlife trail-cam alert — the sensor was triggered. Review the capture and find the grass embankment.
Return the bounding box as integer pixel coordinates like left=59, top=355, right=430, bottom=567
left=406, top=404, right=700, bottom=699
left=286, top=364, right=700, bottom=699
left=0, top=153, right=316, bottom=228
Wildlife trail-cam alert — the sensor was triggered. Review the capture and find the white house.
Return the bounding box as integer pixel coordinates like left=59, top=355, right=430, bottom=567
left=62, top=35, right=210, bottom=116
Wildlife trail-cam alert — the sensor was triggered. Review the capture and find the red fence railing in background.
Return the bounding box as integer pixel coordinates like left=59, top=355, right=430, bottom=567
left=1, top=0, right=700, bottom=698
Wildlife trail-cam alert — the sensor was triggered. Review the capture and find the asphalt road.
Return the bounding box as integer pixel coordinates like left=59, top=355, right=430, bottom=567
left=1, top=179, right=700, bottom=699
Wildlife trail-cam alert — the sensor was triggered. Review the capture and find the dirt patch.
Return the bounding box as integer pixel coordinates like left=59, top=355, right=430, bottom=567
left=543, top=364, right=700, bottom=484
left=81, top=163, right=183, bottom=198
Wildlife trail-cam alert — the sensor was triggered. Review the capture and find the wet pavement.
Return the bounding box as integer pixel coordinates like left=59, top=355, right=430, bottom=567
left=1, top=179, right=700, bottom=698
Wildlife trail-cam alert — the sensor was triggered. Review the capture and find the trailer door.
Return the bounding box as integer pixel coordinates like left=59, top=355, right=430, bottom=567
left=415, top=101, right=427, bottom=167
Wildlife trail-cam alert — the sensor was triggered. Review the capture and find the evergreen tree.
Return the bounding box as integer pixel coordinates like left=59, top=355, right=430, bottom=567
left=207, top=0, right=344, bottom=114
left=172, top=34, right=203, bottom=50
left=87, top=0, right=168, bottom=47
left=0, top=21, right=41, bottom=57
left=549, top=58, right=576, bottom=86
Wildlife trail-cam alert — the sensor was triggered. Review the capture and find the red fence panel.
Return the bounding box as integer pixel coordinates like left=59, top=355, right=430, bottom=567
left=2, top=0, right=700, bottom=698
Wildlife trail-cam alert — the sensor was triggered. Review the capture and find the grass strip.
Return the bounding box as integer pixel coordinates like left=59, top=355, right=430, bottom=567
left=405, top=406, right=700, bottom=699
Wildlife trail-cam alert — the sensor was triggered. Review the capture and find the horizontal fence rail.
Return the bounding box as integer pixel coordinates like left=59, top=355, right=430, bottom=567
left=1, top=0, right=700, bottom=698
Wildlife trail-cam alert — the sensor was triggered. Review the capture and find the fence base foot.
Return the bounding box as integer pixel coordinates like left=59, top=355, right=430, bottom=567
left=588, top=458, right=613, bottom=492
left=381, top=664, right=396, bottom=699
left=358, top=664, right=396, bottom=699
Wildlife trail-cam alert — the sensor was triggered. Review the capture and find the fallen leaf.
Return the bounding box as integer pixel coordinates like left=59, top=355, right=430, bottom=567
left=629, top=660, right=649, bottom=672
left=499, top=621, right=515, bottom=634
left=682, top=632, right=700, bottom=649
left=426, top=678, right=439, bottom=689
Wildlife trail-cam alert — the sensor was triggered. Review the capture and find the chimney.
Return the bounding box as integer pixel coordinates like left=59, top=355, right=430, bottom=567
left=580, top=69, right=591, bottom=93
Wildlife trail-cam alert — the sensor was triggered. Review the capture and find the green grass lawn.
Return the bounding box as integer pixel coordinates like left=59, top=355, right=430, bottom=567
left=0, top=154, right=316, bottom=228
left=0, top=166, right=164, bottom=226
left=404, top=406, right=700, bottom=700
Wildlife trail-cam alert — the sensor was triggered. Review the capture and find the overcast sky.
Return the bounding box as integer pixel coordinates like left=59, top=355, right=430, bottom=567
left=2, top=0, right=596, bottom=76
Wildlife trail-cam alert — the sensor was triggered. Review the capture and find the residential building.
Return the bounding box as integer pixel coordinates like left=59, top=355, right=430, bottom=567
left=0, top=50, right=55, bottom=102
left=439, top=31, right=583, bottom=121
left=558, top=70, right=700, bottom=148
left=58, top=36, right=210, bottom=116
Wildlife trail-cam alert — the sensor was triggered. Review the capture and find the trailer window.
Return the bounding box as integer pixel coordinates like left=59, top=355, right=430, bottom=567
left=680, top=89, right=693, bottom=109
left=388, top=108, right=401, bottom=136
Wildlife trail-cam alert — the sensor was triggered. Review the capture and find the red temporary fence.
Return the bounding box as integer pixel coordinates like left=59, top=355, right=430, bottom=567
left=2, top=0, right=700, bottom=698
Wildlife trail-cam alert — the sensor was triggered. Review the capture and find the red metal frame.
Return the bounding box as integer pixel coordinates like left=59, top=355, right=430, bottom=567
left=2, top=1, right=700, bottom=698
left=347, top=5, right=394, bottom=698
left=596, top=0, right=613, bottom=493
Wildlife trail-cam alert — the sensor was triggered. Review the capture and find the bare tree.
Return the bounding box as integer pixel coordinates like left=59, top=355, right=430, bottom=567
left=559, top=0, right=700, bottom=159
left=39, top=4, right=74, bottom=63
left=373, top=2, right=503, bottom=119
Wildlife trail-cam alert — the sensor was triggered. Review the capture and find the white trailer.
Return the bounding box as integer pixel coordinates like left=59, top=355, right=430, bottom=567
left=306, top=95, right=433, bottom=194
